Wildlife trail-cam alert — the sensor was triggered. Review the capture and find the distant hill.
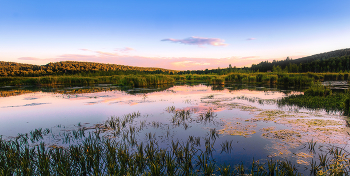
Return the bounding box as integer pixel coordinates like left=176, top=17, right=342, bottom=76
left=251, top=48, right=350, bottom=72
left=2, top=48, right=350, bottom=77
left=294, top=48, right=350, bottom=63
left=0, top=61, right=178, bottom=77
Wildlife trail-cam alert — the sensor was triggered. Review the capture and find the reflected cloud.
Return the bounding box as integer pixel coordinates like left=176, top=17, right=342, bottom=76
left=129, top=102, right=138, bottom=106
left=1, top=102, right=50, bottom=108
left=85, top=101, right=99, bottom=105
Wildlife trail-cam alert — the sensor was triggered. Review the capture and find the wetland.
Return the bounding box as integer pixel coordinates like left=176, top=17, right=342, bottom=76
left=1, top=83, right=350, bottom=175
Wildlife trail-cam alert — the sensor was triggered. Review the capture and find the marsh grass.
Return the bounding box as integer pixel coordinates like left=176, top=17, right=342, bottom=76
left=1, top=111, right=350, bottom=175
left=198, top=108, right=216, bottom=124
left=220, top=140, right=233, bottom=154
left=278, top=82, right=348, bottom=115
left=2, top=72, right=343, bottom=88
left=307, top=139, right=317, bottom=153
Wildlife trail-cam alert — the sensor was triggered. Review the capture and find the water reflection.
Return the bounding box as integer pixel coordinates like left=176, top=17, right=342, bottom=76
left=0, top=83, right=349, bottom=174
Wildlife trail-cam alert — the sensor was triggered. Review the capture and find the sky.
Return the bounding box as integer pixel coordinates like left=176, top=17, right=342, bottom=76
left=1, top=0, right=350, bottom=70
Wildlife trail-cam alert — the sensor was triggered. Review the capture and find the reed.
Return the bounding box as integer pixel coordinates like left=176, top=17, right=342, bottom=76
left=1, top=112, right=350, bottom=175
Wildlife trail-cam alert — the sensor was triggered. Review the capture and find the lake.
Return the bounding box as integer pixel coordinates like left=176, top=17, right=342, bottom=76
left=1, top=83, right=349, bottom=174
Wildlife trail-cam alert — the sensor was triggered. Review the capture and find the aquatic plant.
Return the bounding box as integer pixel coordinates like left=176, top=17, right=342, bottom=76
left=304, top=81, right=332, bottom=96
left=1, top=109, right=350, bottom=176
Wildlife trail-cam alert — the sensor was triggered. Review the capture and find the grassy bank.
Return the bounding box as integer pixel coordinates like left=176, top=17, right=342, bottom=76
left=278, top=82, right=350, bottom=119
left=0, top=75, right=176, bottom=87
left=278, top=94, right=345, bottom=112
left=0, top=74, right=227, bottom=87
left=1, top=72, right=349, bottom=87
left=225, top=72, right=350, bottom=87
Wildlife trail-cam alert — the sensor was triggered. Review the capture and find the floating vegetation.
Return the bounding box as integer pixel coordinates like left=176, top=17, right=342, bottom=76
left=286, top=119, right=344, bottom=127
left=257, top=110, right=285, bottom=117
left=295, top=152, right=313, bottom=158
left=219, top=120, right=257, bottom=138
left=262, top=129, right=302, bottom=144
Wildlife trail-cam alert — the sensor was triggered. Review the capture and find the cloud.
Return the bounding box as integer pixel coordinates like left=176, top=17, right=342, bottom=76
left=95, top=51, right=119, bottom=57
left=240, top=56, right=259, bottom=60
left=246, top=38, right=256, bottom=40
left=59, top=54, right=96, bottom=59
left=161, top=36, right=228, bottom=46
left=172, top=61, right=211, bottom=67
left=18, top=48, right=283, bottom=70
left=18, top=53, right=262, bottom=70
left=18, top=57, right=41, bottom=60
left=115, top=47, right=135, bottom=52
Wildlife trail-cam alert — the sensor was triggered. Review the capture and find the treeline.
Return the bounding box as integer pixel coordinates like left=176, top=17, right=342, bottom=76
left=251, top=48, right=350, bottom=72
left=179, top=48, right=350, bottom=74
left=0, top=60, right=250, bottom=77
left=0, top=61, right=178, bottom=77
left=177, top=65, right=251, bottom=75
left=2, top=48, right=350, bottom=78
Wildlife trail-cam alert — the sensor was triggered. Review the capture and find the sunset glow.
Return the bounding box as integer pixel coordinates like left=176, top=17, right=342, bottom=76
left=1, top=0, right=350, bottom=70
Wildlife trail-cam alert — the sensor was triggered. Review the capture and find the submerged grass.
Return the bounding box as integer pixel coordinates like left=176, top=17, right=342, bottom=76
left=1, top=112, right=350, bottom=175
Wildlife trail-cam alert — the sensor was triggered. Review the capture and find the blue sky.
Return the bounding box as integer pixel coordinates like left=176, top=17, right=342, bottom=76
left=1, top=0, right=350, bottom=70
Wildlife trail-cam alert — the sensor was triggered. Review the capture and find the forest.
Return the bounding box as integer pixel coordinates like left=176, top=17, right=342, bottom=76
left=0, top=61, right=178, bottom=77
left=1, top=48, right=350, bottom=77
left=250, top=48, right=350, bottom=72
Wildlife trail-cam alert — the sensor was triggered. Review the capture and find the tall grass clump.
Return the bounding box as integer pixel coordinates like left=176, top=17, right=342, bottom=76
left=278, top=83, right=343, bottom=112
left=277, top=74, right=313, bottom=87
left=304, top=81, right=332, bottom=96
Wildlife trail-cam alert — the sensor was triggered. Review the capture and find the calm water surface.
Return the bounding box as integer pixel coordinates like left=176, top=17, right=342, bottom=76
left=1, top=83, right=349, bottom=170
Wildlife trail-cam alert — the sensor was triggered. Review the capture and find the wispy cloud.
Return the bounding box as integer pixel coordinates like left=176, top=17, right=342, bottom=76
left=172, top=61, right=211, bottom=68
left=246, top=38, right=256, bottom=40
left=18, top=57, right=41, bottom=60
left=115, top=47, right=135, bottom=52
left=161, top=36, right=228, bottom=46
left=95, top=51, right=119, bottom=57
left=240, top=56, right=259, bottom=59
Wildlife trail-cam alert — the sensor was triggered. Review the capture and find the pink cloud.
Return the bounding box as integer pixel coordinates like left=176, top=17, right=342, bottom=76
left=59, top=54, right=96, bottom=58
left=246, top=38, right=256, bottom=40
left=95, top=51, right=119, bottom=56
left=115, top=47, right=135, bottom=52
left=20, top=48, right=306, bottom=70
left=18, top=57, right=41, bottom=60
left=161, top=36, right=228, bottom=46
left=240, top=56, right=259, bottom=60
left=17, top=54, right=263, bottom=70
